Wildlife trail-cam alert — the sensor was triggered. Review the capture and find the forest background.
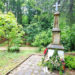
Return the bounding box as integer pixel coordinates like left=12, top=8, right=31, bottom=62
left=0, top=0, right=75, bottom=52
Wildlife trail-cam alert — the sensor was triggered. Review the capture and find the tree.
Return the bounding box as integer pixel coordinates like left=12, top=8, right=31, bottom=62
left=0, top=0, right=4, bottom=11
left=0, top=11, right=24, bottom=52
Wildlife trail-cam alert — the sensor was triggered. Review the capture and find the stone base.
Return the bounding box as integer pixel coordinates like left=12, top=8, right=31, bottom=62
left=48, top=49, right=64, bottom=60
left=47, top=44, right=64, bottom=60
left=47, top=44, right=64, bottom=50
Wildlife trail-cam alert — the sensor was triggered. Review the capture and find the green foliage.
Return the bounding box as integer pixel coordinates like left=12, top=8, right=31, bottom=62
left=26, top=0, right=36, bottom=23
left=9, top=46, right=19, bottom=52
left=61, top=25, right=71, bottom=51
left=32, top=29, right=52, bottom=46
left=38, top=13, right=53, bottom=30
left=38, top=45, right=45, bottom=52
left=24, top=22, right=41, bottom=44
left=59, top=70, right=63, bottom=75
left=0, top=0, right=4, bottom=11
left=65, top=55, right=75, bottom=69
left=23, top=0, right=54, bottom=46
left=22, top=15, right=29, bottom=25
left=0, top=11, right=24, bottom=52
left=61, top=24, right=75, bottom=51
left=71, top=24, right=75, bottom=47
left=23, top=13, right=53, bottom=45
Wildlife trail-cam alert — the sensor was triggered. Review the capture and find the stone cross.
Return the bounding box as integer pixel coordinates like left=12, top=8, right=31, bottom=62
left=47, top=2, right=64, bottom=60
left=53, top=2, right=60, bottom=12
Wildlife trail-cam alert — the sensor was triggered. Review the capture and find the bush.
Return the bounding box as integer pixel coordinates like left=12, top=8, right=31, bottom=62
left=0, top=11, right=24, bottom=52
left=38, top=45, right=45, bottom=52
left=24, top=22, right=41, bottom=44
left=9, top=46, right=19, bottom=52
left=61, top=26, right=71, bottom=51
left=32, top=29, right=52, bottom=47
left=61, top=24, right=75, bottom=51
left=65, top=55, right=75, bottom=69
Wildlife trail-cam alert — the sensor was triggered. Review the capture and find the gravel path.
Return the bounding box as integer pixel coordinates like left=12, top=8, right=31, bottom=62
left=8, top=55, right=57, bottom=75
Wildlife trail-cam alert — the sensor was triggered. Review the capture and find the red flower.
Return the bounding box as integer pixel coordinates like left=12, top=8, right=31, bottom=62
left=44, top=48, right=48, bottom=55
left=62, top=62, right=65, bottom=65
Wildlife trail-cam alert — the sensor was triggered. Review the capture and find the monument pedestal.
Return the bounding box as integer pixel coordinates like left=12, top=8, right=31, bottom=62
left=47, top=49, right=64, bottom=60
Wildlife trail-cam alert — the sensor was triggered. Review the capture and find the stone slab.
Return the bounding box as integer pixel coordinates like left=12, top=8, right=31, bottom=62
left=47, top=44, right=64, bottom=50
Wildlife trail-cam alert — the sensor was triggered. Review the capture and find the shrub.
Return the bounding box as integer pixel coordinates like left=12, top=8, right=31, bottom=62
left=0, top=11, right=24, bottom=52
left=61, top=24, right=75, bottom=51
left=9, top=46, right=19, bottom=52
left=38, top=45, right=45, bottom=52
left=65, top=55, right=75, bottom=69
left=32, top=29, right=52, bottom=47
left=24, top=22, right=41, bottom=44
left=61, top=26, right=71, bottom=51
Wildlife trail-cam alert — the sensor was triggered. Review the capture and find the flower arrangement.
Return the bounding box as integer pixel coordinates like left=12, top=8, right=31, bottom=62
left=42, top=49, right=65, bottom=75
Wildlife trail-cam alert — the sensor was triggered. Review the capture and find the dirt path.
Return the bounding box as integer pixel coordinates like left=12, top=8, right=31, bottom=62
left=0, top=47, right=38, bottom=51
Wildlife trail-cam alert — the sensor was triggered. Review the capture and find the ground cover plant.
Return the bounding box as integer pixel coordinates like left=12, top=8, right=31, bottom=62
left=65, top=55, right=75, bottom=70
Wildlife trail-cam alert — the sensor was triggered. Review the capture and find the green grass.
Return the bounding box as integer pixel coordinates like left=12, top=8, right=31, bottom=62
left=0, top=50, right=38, bottom=75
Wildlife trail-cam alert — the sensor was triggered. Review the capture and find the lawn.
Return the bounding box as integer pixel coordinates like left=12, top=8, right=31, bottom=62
left=0, top=50, right=38, bottom=75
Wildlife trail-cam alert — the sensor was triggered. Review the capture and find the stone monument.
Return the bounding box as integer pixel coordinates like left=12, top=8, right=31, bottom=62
left=47, top=2, right=64, bottom=59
